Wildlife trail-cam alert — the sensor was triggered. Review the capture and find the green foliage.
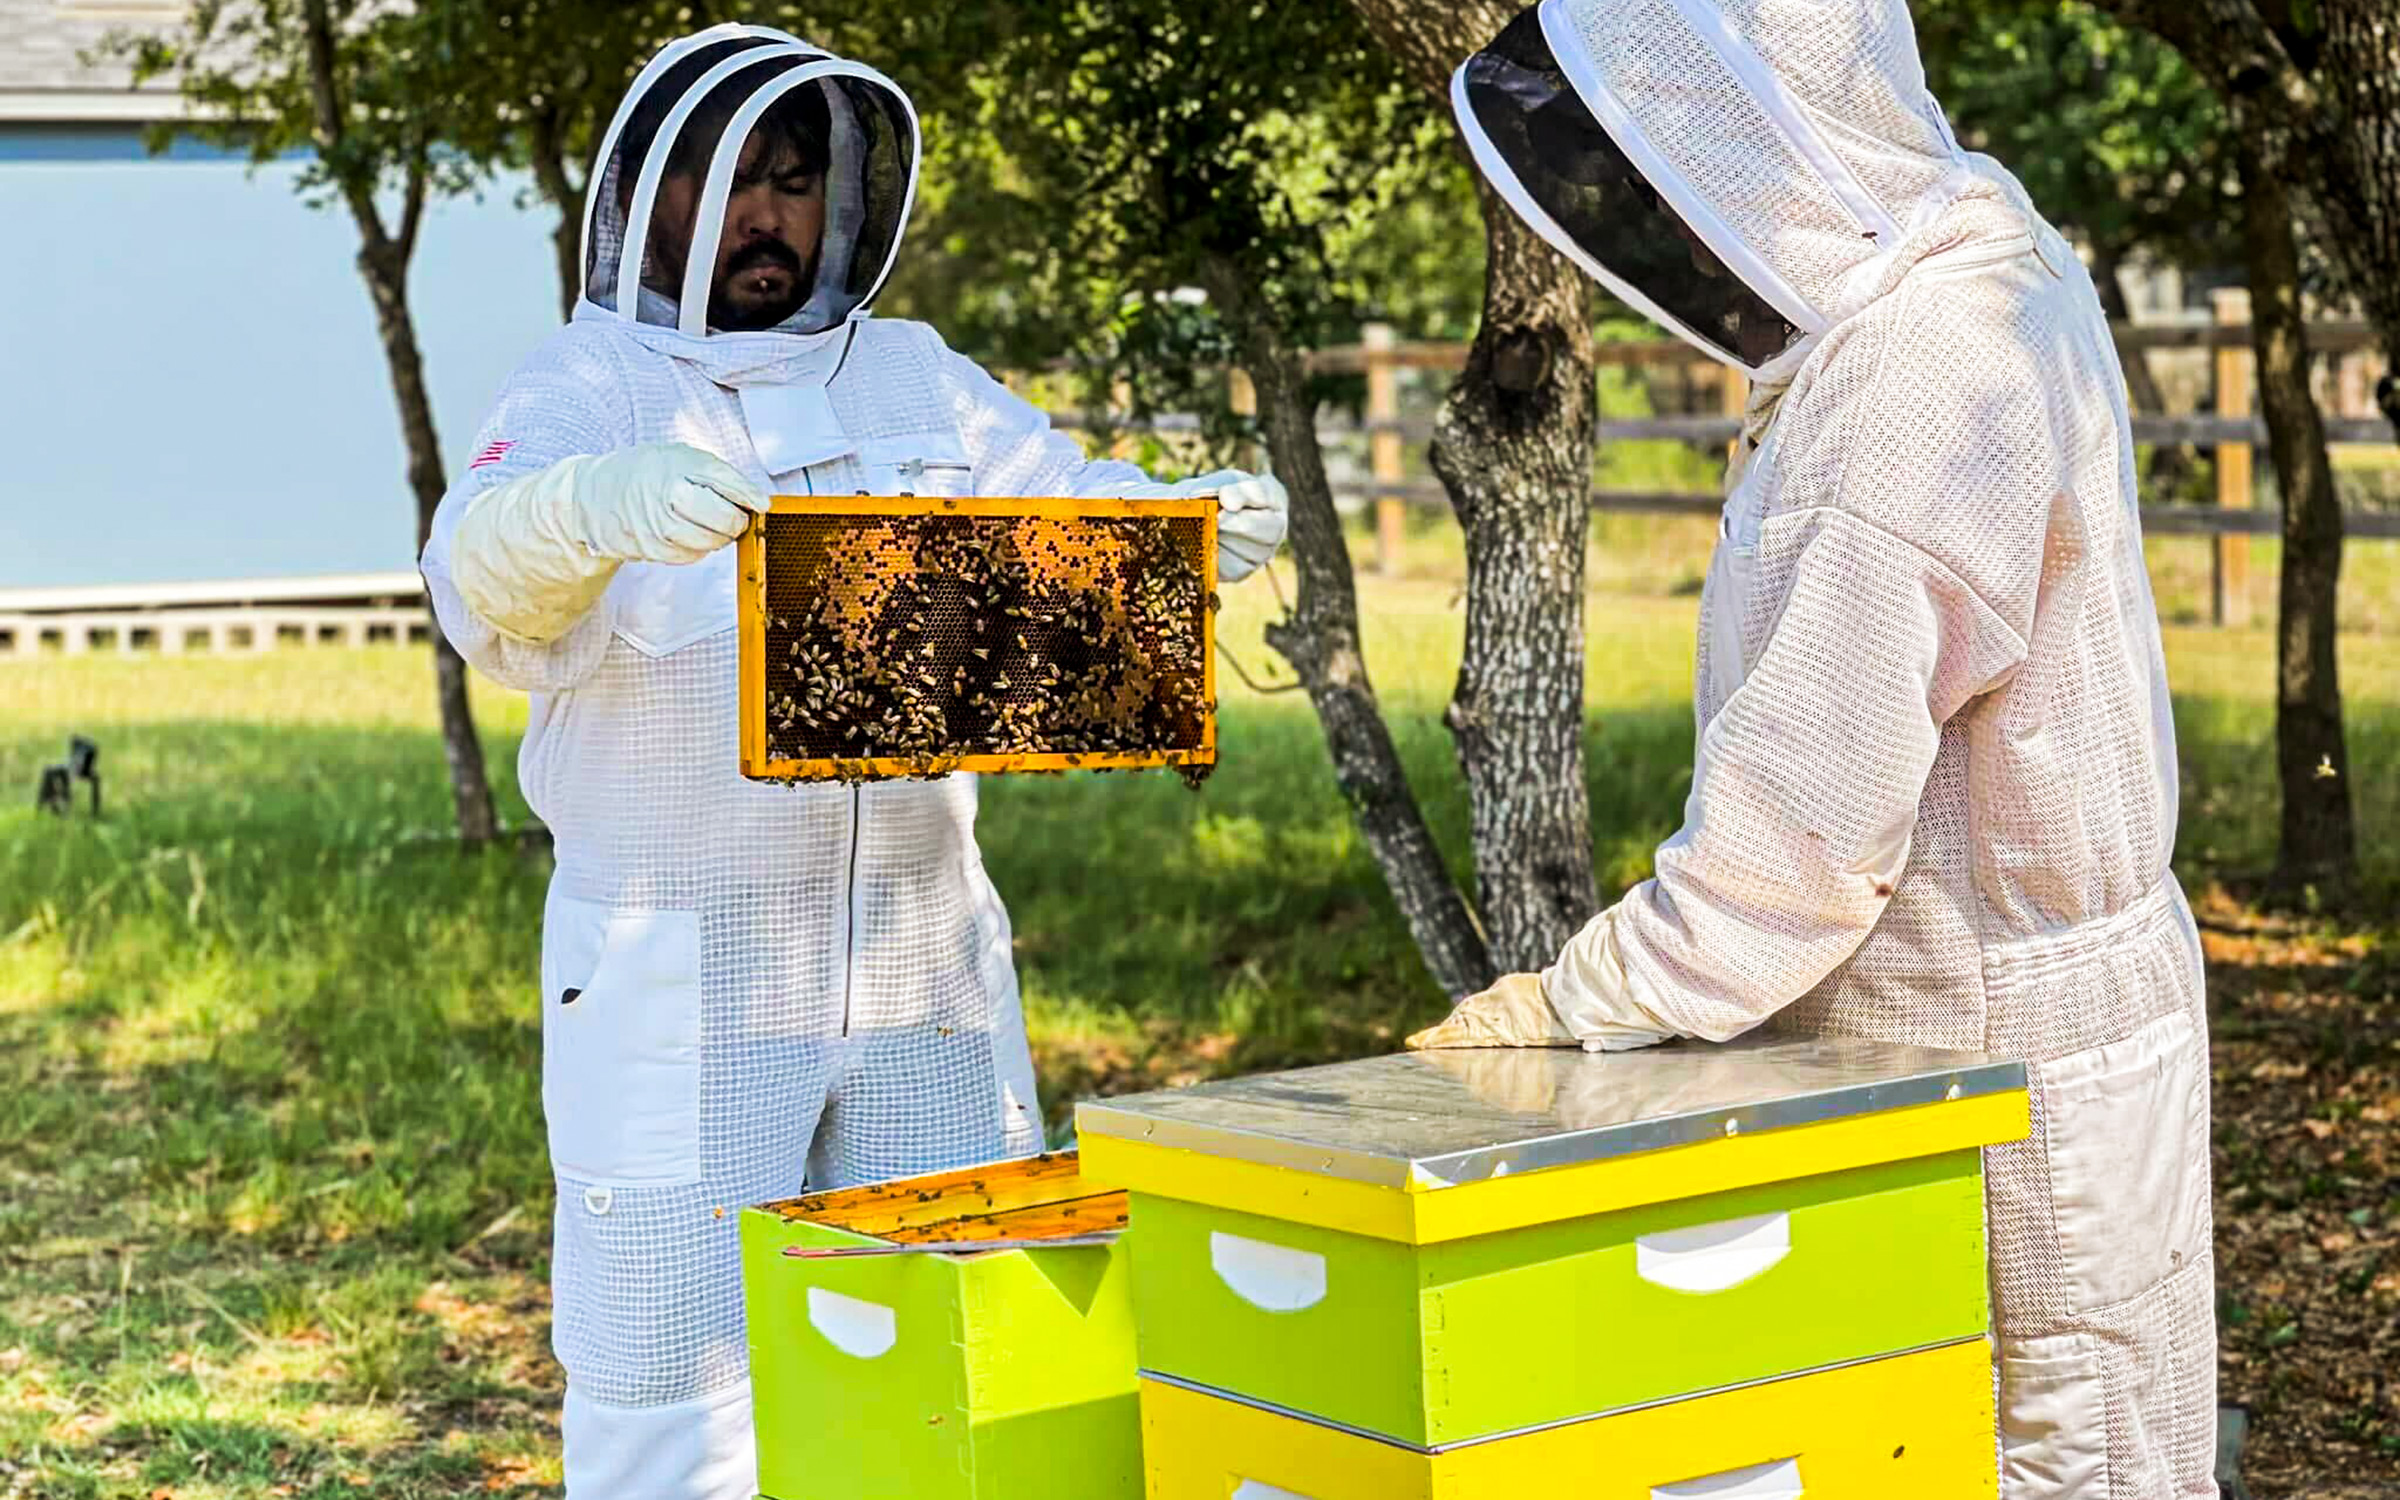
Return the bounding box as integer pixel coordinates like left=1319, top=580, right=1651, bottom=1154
left=99, top=0, right=480, bottom=209
left=1914, top=0, right=2234, bottom=271
left=867, top=0, right=1479, bottom=457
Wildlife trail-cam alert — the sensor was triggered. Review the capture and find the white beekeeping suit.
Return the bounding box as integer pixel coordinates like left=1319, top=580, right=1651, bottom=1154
left=418, top=25, right=1284, bottom=1500
left=1419, top=4, right=2216, bottom=1497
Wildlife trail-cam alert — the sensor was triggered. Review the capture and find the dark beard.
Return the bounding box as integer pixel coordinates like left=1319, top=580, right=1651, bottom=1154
left=709, top=238, right=815, bottom=331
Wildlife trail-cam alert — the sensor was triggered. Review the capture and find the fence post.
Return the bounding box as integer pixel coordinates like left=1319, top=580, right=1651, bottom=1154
left=1720, top=365, right=1750, bottom=465
left=1109, top=378, right=1139, bottom=464
left=1365, top=323, right=1405, bottom=577
left=2212, top=288, right=2254, bottom=628
left=1227, top=366, right=1259, bottom=474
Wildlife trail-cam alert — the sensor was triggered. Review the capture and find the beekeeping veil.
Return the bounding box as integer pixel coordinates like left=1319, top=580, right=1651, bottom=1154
left=580, top=25, right=918, bottom=340
left=1451, top=0, right=1972, bottom=381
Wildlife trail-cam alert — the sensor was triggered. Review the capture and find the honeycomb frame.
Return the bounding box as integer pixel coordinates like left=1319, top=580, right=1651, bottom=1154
left=737, top=494, right=1219, bottom=783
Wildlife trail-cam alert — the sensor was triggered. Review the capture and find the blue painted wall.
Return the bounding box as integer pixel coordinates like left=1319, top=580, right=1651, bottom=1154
left=0, top=126, right=562, bottom=586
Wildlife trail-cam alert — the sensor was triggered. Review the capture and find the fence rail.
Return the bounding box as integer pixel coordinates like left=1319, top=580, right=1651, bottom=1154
left=1048, top=295, right=2395, bottom=622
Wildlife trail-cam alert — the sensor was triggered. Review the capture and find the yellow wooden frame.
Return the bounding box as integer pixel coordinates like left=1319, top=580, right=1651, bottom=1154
left=737, top=494, right=1219, bottom=782
left=1078, top=1088, right=2029, bottom=1246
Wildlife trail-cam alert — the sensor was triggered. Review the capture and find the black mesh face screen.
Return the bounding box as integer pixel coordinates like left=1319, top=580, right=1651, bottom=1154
left=587, top=50, right=917, bottom=336
left=756, top=509, right=1214, bottom=781
left=1460, top=6, right=1798, bottom=368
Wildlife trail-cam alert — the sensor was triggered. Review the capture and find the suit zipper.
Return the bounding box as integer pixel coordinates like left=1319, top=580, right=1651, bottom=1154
left=840, top=789, right=861, bottom=1039
left=793, top=459, right=862, bottom=1043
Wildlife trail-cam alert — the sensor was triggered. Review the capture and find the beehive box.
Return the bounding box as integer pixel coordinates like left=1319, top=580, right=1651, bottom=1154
left=742, top=1152, right=1142, bottom=1500
left=738, top=496, right=1218, bottom=783
left=1074, top=1036, right=2029, bottom=1459
left=1140, top=1336, right=1998, bottom=1499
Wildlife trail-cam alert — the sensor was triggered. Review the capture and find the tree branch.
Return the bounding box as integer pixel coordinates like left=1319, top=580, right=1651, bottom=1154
left=526, top=102, right=588, bottom=321
left=397, top=156, right=429, bottom=261
left=299, top=0, right=390, bottom=253
left=2099, top=0, right=2319, bottom=121
left=1343, top=0, right=1515, bottom=97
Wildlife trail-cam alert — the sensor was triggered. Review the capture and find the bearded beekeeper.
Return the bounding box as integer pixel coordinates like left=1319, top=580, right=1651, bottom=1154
left=1415, top=4, right=2215, bottom=1497
left=416, top=25, right=1286, bottom=1499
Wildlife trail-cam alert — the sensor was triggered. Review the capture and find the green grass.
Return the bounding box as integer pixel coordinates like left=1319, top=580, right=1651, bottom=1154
left=1, top=530, right=2394, bottom=1496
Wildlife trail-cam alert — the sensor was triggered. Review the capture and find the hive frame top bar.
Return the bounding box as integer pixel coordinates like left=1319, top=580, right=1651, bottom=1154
left=761, top=494, right=1218, bottom=516
left=1074, top=1034, right=2028, bottom=1189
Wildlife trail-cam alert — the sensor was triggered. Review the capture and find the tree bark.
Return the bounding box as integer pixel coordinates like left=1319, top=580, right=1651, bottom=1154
left=1346, top=0, right=1603, bottom=975
left=2087, top=242, right=2194, bottom=500
left=528, top=106, right=586, bottom=323
left=303, top=0, right=500, bottom=845
left=1215, top=282, right=1496, bottom=999
left=1434, top=189, right=1602, bottom=974
left=363, top=244, right=502, bottom=846
left=2099, top=0, right=2400, bottom=439
left=2233, top=116, right=2356, bottom=892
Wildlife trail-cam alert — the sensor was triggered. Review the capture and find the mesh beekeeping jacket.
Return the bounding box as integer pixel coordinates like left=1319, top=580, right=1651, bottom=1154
left=418, top=287, right=1156, bottom=1462
left=1459, top=5, right=2219, bottom=1493
left=1453, top=0, right=1968, bottom=375
left=581, top=27, right=917, bottom=338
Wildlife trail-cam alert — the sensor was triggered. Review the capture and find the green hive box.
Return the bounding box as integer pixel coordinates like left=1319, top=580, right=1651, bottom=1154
left=1077, top=1036, right=2030, bottom=1450
left=741, top=1152, right=1140, bottom=1500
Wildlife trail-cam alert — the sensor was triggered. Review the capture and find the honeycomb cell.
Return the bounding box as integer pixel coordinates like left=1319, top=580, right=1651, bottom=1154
left=743, top=498, right=1218, bottom=786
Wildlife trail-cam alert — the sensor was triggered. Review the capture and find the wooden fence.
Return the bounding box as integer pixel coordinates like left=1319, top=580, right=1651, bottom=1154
left=1042, top=293, right=2398, bottom=627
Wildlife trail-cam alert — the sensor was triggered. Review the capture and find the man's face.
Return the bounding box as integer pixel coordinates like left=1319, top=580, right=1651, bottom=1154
left=647, top=124, right=828, bottom=332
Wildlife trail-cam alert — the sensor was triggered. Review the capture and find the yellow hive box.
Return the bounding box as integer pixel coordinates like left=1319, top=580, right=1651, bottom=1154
left=737, top=496, right=1218, bottom=783
left=1138, top=1337, right=1999, bottom=1499
left=1077, top=1038, right=2031, bottom=1464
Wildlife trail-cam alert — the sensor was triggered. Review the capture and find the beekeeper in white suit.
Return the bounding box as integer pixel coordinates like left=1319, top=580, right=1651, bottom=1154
left=1416, top=3, right=2215, bottom=1497
left=417, top=24, right=1285, bottom=1499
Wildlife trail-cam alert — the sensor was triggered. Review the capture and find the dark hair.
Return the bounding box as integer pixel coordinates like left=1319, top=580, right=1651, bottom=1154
left=614, top=40, right=833, bottom=206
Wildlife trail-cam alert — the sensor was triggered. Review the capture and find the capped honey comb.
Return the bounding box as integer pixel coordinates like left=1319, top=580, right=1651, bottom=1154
left=738, top=495, right=1218, bottom=784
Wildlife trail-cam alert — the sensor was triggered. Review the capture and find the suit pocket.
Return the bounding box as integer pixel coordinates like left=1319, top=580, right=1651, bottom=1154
left=540, top=891, right=704, bottom=1186
left=860, top=432, right=974, bottom=497
left=2040, top=1009, right=2210, bottom=1313
left=1999, top=1331, right=2112, bottom=1499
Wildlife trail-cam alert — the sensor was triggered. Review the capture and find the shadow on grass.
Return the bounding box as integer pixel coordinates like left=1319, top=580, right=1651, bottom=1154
left=25, top=1413, right=556, bottom=1498
left=2, top=685, right=2394, bottom=1491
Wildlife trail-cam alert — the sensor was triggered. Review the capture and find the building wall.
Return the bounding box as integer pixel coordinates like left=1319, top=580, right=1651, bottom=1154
left=0, top=0, right=184, bottom=109
left=0, top=138, right=563, bottom=589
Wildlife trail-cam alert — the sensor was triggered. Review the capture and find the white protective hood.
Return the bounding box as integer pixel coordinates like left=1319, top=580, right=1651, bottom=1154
left=576, top=24, right=921, bottom=353
left=1452, top=0, right=1982, bottom=380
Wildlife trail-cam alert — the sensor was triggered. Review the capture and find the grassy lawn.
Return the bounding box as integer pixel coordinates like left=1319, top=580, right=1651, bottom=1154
left=1, top=520, right=2394, bottom=1497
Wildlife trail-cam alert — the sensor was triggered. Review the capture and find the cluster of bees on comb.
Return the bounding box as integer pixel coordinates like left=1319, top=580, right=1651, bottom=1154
left=764, top=512, right=1215, bottom=787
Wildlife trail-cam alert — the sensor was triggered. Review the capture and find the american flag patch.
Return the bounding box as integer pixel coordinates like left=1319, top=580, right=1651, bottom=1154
left=469, top=439, right=515, bottom=469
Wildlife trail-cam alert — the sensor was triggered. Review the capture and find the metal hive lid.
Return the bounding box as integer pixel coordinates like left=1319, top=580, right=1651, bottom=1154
left=1075, top=1034, right=2027, bottom=1189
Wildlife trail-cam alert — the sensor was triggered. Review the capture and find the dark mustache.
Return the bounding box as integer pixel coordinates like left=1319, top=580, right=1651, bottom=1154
left=728, top=238, right=803, bottom=274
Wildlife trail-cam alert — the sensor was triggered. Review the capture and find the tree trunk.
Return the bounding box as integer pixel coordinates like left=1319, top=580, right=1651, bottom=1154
left=301, top=0, right=499, bottom=847
left=1222, top=295, right=1496, bottom=999
left=1431, top=186, right=1601, bottom=975
left=2098, top=0, right=2400, bottom=436
left=2088, top=242, right=2194, bottom=501
left=2233, top=117, right=2356, bottom=893
left=1345, top=0, right=1603, bottom=974
left=363, top=246, right=502, bottom=846
left=528, top=110, right=586, bottom=323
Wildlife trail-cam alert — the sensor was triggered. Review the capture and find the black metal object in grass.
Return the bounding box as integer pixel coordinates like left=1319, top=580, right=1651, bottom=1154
left=67, top=735, right=99, bottom=816
left=33, top=737, right=101, bottom=817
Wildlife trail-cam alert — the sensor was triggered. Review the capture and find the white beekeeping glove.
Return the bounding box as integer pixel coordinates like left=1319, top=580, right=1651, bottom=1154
left=449, top=442, right=768, bottom=644
left=1406, top=972, right=1581, bottom=1048
left=1208, top=471, right=1289, bottom=583
left=1407, top=916, right=1681, bottom=1055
